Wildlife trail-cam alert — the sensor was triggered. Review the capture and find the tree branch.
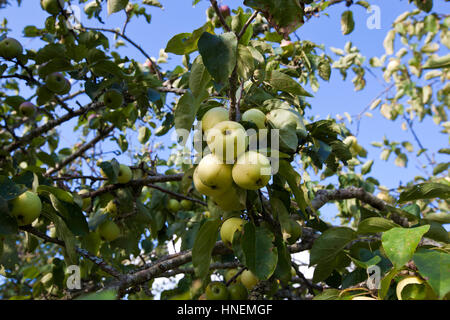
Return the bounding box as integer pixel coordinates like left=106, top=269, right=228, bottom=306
left=210, top=0, right=231, bottom=32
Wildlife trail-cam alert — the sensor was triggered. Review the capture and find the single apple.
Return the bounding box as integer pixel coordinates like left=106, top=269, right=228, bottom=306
left=19, top=102, right=36, bottom=117
left=9, top=191, right=42, bottom=226
left=219, top=5, right=231, bottom=18
left=231, top=151, right=271, bottom=190
left=0, top=37, right=23, bottom=59
left=193, top=166, right=227, bottom=197
left=220, top=217, right=245, bottom=246
left=201, top=107, right=229, bottom=133
left=98, top=220, right=120, bottom=242
left=225, top=269, right=241, bottom=283
left=45, top=72, right=67, bottom=93
left=242, top=108, right=266, bottom=130
left=205, top=281, right=229, bottom=300
left=117, top=164, right=132, bottom=184
left=78, top=189, right=91, bottom=211
left=167, top=199, right=181, bottom=213
left=180, top=199, right=193, bottom=210
left=40, top=0, right=64, bottom=15
left=241, top=270, right=259, bottom=290
left=103, top=89, right=124, bottom=109
left=206, top=121, right=248, bottom=163
left=228, top=283, right=248, bottom=300
left=211, top=187, right=245, bottom=211
left=59, top=78, right=71, bottom=95
left=196, top=154, right=233, bottom=191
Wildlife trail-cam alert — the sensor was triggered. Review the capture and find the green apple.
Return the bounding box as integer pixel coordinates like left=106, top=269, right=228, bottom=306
left=167, top=199, right=181, bottom=213
left=206, top=121, right=248, bottom=162
left=78, top=189, right=91, bottom=211
left=220, top=217, right=245, bottom=246
left=282, top=219, right=302, bottom=245
left=231, top=151, right=271, bottom=190
left=205, top=281, right=229, bottom=300
left=0, top=37, right=23, bottom=59
left=228, top=283, right=248, bottom=300
left=241, top=270, right=259, bottom=290
left=59, top=79, right=71, bottom=95
left=98, top=220, right=120, bottom=242
left=193, top=166, right=227, bottom=197
left=196, top=154, right=233, bottom=191
left=45, top=72, right=67, bottom=93
left=180, top=199, right=193, bottom=210
left=19, top=102, right=36, bottom=117
left=105, top=200, right=118, bottom=216
left=266, top=108, right=307, bottom=139
left=10, top=191, right=42, bottom=226
left=242, top=108, right=266, bottom=130
left=117, top=164, right=132, bottom=184
left=225, top=269, right=241, bottom=283
left=103, top=89, right=124, bottom=109
left=201, top=107, right=229, bottom=133
left=396, top=276, right=436, bottom=300
left=211, top=187, right=246, bottom=211
left=40, top=0, right=64, bottom=15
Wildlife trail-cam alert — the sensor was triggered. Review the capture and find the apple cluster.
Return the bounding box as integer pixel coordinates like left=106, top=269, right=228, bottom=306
left=193, top=107, right=273, bottom=211
left=202, top=268, right=259, bottom=300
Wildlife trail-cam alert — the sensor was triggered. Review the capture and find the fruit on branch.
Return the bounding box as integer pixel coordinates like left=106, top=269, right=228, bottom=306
left=193, top=166, right=227, bottom=197
left=45, top=72, right=67, bottom=93
left=220, top=217, right=245, bottom=246
left=167, top=199, right=181, bottom=213
left=265, top=108, right=307, bottom=139
left=231, top=151, right=271, bottom=190
left=242, top=108, right=266, bottom=130
left=103, top=89, right=124, bottom=109
left=117, top=164, right=132, bottom=184
left=59, top=78, right=71, bottom=95
left=241, top=270, right=259, bottom=290
left=396, top=276, right=436, bottom=300
left=98, top=220, right=120, bottom=242
left=78, top=189, right=91, bottom=211
left=0, top=37, right=23, bottom=59
left=201, top=107, right=229, bottom=133
left=196, top=154, right=233, bottom=192
left=19, top=102, right=36, bottom=117
left=225, top=269, right=241, bottom=283
left=206, top=121, right=248, bottom=162
left=282, top=219, right=302, bottom=245
left=180, top=199, right=193, bottom=210
left=40, top=0, right=64, bottom=15
left=219, top=5, right=231, bottom=18
left=211, top=187, right=245, bottom=211
left=9, top=191, right=42, bottom=226
left=205, top=281, right=229, bottom=300
left=105, top=200, right=118, bottom=216
left=228, top=282, right=248, bottom=300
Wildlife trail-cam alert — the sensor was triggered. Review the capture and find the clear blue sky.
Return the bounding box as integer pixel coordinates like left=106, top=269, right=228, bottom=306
left=1, top=1, right=448, bottom=224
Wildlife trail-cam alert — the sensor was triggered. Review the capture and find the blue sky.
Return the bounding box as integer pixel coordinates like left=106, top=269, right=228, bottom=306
left=1, top=1, right=448, bottom=225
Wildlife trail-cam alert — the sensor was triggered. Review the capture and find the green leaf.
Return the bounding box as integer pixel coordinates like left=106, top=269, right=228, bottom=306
left=77, top=289, right=118, bottom=300
left=188, top=55, right=211, bottom=100
left=310, top=227, right=356, bottom=266
left=399, top=182, right=450, bottom=203
left=107, top=0, right=129, bottom=15
left=0, top=176, right=27, bottom=201
left=174, top=91, right=199, bottom=137
left=37, top=185, right=73, bottom=203
left=236, top=45, right=255, bottom=80
left=192, top=219, right=221, bottom=279
left=313, top=289, right=342, bottom=300
left=433, top=162, right=449, bottom=175
left=357, top=217, right=400, bottom=234
left=142, top=0, right=163, bottom=8
left=277, top=161, right=308, bottom=214
left=424, top=212, right=450, bottom=224
left=198, top=32, right=237, bottom=84
left=267, top=70, right=313, bottom=97
left=381, top=225, right=430, bottom=269
left=422, top=54, right=450, bottom=69
left=0, top=207, right=18, bottom=236
left=240, top=223, right=278, bottom=280
left=413, top=248, right=450, bottom=298
left=165, top=23, right=213, bottom=55
left=378, top=267, right=398, bottom=299
left=341, top=11, right=355, bottom=35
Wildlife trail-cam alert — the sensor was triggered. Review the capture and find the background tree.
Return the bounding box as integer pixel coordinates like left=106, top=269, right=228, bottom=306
left=0, top=0, right=448, bottom=300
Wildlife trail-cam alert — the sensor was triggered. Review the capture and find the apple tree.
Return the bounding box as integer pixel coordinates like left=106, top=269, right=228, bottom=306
left=0, top=0, right=449, bottom=300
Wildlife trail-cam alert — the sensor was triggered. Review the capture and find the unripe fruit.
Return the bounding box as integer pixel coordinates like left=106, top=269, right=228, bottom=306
left=10, top=191, right=42, bottom=226
left=201, top=107, right=229, bottom=133
left=196, top=154, right=233, bottom=191
left=220, top=217, right=245, bottom=246
left=40, top=0, right=65, bottom=15
left=205, top=281, right=229, bottom=300
left=117, top=164, right=132, bottom=184
left=193, top=166, right=226, bottom=197
left=180, top=199, right=193, bottom=210
left=103, top=89, right=124, bottom=109
left=225, top=269, right=241, bottom=283
left=167, top=199, right=181, bottom=213
left=206, top=121, right=248, bottom=162
left=98, top=220, right=120, bottom=242
left=241, top=270, right=259, bottom=290
left=0, top=37, right=23, bottom=59
left=45, top=72, right=67, bottom=93
left=231, top=151, right=271, bottom=190
left=242, top=108, right=266, bottom=129
left=228, top=283, right=248, bottom=300
left=19, top=102, right=37, bottom=117
left=78, top=189, right=91, bottom=211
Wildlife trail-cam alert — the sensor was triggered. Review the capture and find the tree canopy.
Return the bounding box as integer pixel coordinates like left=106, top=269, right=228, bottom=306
left=0, top=0, right=448, bottom=301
